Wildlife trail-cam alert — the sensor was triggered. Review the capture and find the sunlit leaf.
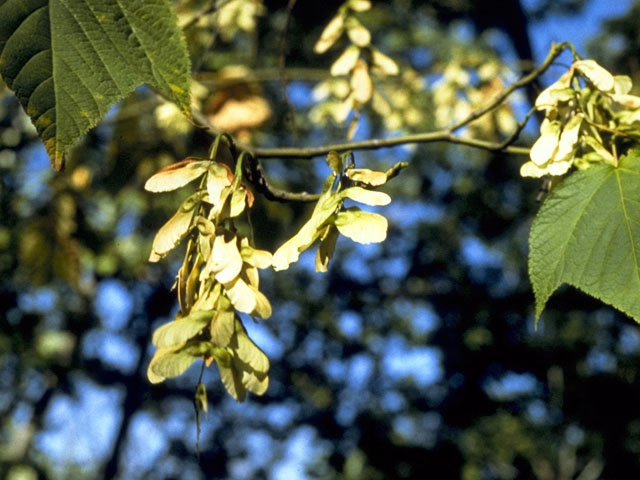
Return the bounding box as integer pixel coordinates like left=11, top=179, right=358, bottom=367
left=314, top=13, right=344, bottom=54
left=333, top=93, right=355, bottom=123
left=241, top=246, right=273, bottom=269
left=272, top=187, right=342, bottom=271
left=248, top=284, right=272, bottom=319
left=614, top=75, right=633, bottom=95
left=554, top=114, right=582, bottom=162
left=210, top=232, right=243, bottom=284
left=351, top=59, right=373, bottom=104
left=349, top=0, right=371, bottom=12
left=547, top=160, right=572, bottom=176
left=147, top=347, right=198, bottom=384
left=371, top=48, right=399, bottom=76
left=152, top=310, right=213, bottom=349
left=144, top=159, right=209, bottom=192
left=192, top=279, right=220, bottom=311
left=229, top=189, right=248, bottom=217
left=529, top=149, right=640, bottom=322
left=149, top=194, right=198, bottom=262
left=215, top=318, right=269, bottom=401
left=225, top=276, right=257, bottom=314
left=231, top=318, right=269, bottom=395
left=234, top=353, right=269, bottom=396
left=335, top=208, right=387, bottom=244
left=535, top=71, right=572, bottom=111
left=331, top=45, right=360, bottom=76
left=184, top=253, right=204, bottom=311
left=583, top=136, right=617, bottom=166
left=574, top=59, right=615, bottom=92
left=346, top=21, right=371, bottom=47
left=175, top=239, right=193, bottom=313
left=194, top=223, right=214, bottom=248
left=271, top=214, right=331, bottom=270
left=210, top=298, right=235, bottom=347
left=217, top=360, right=246, bottom=401
left=244, top=265, right=260, bottom=289
left=530, top=120, right=561, bottom=166
left=345, top=168, right=388, bottom=186
left=612, top=94, right=640, bottom=110
left=208, top=94, right=271, bottom=132
left=342, top=186, right=391, bottom=206
left=520, top=161, right=549, bottom=178
left=206, top=163, right=232, bottom=202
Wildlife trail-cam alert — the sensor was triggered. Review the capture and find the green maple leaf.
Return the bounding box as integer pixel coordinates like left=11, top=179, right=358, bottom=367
left=529, top=149, right=640, bottom=322
left=0, top=0, right=191, bottom=170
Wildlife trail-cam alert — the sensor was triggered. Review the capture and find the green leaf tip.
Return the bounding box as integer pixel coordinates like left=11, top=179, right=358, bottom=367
left=529, top=149, right=640, bottom=323
left=0, top=0, right=192, bottom=170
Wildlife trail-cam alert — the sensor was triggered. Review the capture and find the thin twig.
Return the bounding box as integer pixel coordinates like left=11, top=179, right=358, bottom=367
left=494, top=105, right=537, bottom=150
left=250, top=132, right=532, bottom=159
left=192, top=43, right=569, bottom=161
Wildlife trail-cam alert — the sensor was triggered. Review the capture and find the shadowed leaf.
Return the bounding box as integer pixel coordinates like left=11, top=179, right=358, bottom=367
left=0, top=0, right=191, bottom=170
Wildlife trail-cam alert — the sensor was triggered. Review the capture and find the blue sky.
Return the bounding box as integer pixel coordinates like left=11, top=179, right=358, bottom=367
left=526, top=0, right=631, bottom=62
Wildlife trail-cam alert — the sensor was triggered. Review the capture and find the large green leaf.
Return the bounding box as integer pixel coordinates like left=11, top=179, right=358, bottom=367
left=0, top=0, right=191, bottom=170
left=529, top=149, right=640, bottom=322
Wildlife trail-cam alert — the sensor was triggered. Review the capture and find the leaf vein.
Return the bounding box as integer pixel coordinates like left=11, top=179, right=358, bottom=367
left=615, top=169, right=640, bottom=291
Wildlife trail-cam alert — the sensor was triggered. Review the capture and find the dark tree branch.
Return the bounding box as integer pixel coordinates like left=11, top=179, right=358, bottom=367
left=244, top=154, right=321, bottom=203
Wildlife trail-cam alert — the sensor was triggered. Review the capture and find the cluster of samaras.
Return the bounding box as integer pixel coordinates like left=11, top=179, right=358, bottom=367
left=145, top=139, right=394, bottom=401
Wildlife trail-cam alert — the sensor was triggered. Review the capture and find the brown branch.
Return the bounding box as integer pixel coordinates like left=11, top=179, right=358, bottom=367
left=251, top=133, right=532, bottom=159
left=192, top=43, right=569, bottom=161
left=192, top=105, right=531, bottom=160
left=244, top=154, right=320, bottom=203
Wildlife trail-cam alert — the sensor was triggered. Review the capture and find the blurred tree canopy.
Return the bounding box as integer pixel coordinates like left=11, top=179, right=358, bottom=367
left=3, top=1, right=640, bottom=479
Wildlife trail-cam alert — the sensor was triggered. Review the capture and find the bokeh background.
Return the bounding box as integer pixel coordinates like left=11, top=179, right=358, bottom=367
left=3, top=0, right=640, bottom=478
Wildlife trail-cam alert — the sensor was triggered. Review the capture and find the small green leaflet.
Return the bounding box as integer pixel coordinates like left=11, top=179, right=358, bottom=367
left=272, top=182, right=342, bottom=271
left=529, top=148, right=640, bottom=322
left=216, top=317, right=269, bottom=402
left=152, top=310, right=214, bottom=349
left=0, top=0, right=191, bottom=170
left=147, top=346, right=199, bottom=384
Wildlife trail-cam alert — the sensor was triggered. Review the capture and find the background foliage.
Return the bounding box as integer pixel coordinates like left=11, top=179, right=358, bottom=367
left=3, top=0, right=640, bottom=479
